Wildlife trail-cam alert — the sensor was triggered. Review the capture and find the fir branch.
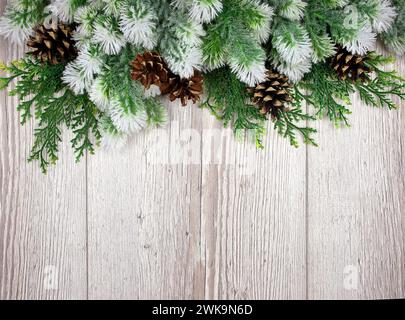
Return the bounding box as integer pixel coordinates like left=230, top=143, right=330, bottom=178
left=0, top=0, right=48, bottom=44
left=144, top=98, right=167, bottom=127
left=92, top=45, right=165, bottom=130
left=381, top=0, right=405, bottom=54
left=202, top=0, right=271, bottom=85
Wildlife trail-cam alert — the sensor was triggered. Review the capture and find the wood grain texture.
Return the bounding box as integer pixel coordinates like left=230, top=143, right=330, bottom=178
left=0, top=2, right=87, bottom=300
left=199, top=113, right=307, bottom=300
left=0, top=0, right=404, bottom=299
left=87, top=104, right=205, bottom=299
left=307, top=53, right=405, bottom=299
left=87, top=105, right=306, bottom=300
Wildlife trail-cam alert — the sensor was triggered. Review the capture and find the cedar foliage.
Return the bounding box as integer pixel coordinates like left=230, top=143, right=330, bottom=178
left=0, top=59, right=100, bottom=172
left=0, top=0, right=404, bottom=172
left=297, top=53, right=405, bottom=127
left=203, top=67, right=317, bottom=148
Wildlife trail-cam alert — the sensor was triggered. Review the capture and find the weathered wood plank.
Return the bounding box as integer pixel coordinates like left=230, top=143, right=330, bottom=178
left=0, top=1, right=87, bottom=299
left=1, top=0, right=404, bottom=299
left=200, top=112, right=307, bottom=300
left=87, top=103, right=205, bottom=299
left=307, top=53, right=405, bottom=299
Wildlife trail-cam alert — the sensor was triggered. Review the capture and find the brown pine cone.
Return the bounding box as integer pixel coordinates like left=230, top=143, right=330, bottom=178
left=247, top=70, right=293, bottom=118
left=27, top=23, right=77, bottom=65
left=131, top=51, right=171, bottom=90
left=160, top=70, right=204, bottom=107
left=330, top=47, right=372, bottom=82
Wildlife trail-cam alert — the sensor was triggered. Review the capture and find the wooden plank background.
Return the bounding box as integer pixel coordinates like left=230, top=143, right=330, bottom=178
left=0, top=1, right=404, bottom=300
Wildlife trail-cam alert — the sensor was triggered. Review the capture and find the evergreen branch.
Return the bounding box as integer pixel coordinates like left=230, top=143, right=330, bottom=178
left=298, top=53, right=404, bottom=127
left=0, top=61, right=26, bottom=90
left=273, top=108, right=318, bottom=148
left=28, top=90, right=67, bottom=172
left=1, top=58, right=101, bottom=173
left=144, top=98, right=167, bottom=127
left=356, top=52, right=405, bottom=108
left=297, top=64, right=353, bottom=126
left=202, top=67, right=267, bottom=148
left=70, top=95, right=101, bottom=161
left=203, top=66, right=317, bottom=148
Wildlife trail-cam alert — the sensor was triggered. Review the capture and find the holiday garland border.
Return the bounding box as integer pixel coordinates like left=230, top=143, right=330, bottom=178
left=0, top=0, right=404, bottom=172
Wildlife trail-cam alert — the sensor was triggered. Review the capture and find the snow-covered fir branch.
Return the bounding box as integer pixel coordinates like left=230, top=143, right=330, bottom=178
left=1, top=0, right=404, bottom=155
left=0, top=0, right=47, bottom=44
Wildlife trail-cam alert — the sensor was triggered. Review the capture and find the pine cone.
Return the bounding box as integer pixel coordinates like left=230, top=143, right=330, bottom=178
left=330, top=47, right=372, bottom=82
left=131, top=51, right=171, bottom=90
left=247, top=70, right=293, bottom=118
left=160, top=70, right=204, bottom=107
left=27, top=24, right=77, bottom=65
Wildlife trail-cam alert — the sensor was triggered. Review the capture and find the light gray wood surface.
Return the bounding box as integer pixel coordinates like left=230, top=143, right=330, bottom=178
left=307, top=58, right=405, bottom=300
left=0, top=2, right=87, bottom=299
left=0, top=1, right=404, bottom=299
